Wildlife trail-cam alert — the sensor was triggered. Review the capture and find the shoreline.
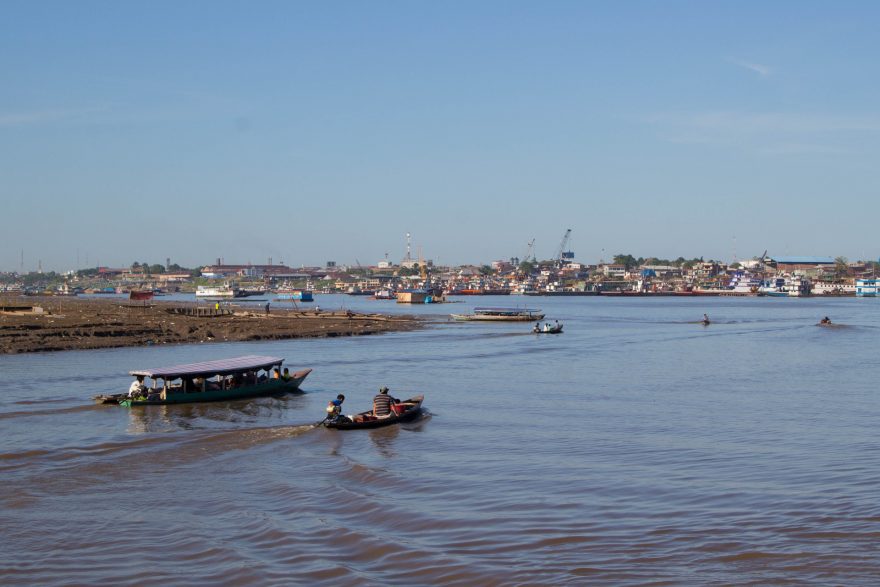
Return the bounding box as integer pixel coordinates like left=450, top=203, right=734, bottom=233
left=0, top=296, right=423, bottom=355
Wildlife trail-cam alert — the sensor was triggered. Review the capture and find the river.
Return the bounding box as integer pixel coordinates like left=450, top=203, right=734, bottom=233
left=2, top=295, right=879, bottom=585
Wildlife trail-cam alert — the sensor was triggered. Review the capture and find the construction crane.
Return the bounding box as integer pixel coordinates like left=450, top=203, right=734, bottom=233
left=755, top=249, right=769, bottom=276
left=556, top=229, right=574, bottom=267
left=524, top=238, right=536, bottom=263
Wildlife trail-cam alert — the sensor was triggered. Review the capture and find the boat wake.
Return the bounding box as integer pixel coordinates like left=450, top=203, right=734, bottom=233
left=0, top=422, right=320, bottom=503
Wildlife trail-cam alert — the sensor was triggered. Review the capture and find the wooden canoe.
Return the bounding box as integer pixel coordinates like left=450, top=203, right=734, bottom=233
left=324, top=395, right=424, bottom=430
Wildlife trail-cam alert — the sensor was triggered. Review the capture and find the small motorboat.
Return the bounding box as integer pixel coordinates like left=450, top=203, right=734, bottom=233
left=324, top=395, right=424, bottom=430
left=533, top=324, right=563, bottom=334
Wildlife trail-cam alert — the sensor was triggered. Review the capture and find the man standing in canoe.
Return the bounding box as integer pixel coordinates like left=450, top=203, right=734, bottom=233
left=372, top=386, right=397, bottom=418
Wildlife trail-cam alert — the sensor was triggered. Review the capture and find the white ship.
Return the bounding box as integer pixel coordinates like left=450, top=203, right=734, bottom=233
left=195, top=283, right=240, bottom=298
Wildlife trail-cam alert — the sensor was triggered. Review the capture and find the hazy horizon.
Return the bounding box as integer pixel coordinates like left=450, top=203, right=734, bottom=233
left=3, top=2, right=880, bottom=272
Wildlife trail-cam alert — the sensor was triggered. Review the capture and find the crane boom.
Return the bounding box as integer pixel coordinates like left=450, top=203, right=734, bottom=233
left=524, top=238, right=536, bottom=263
left=556, top=229, right=573, bottom=266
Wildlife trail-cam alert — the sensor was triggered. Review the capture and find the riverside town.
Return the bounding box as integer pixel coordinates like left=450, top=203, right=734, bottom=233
left=3, top=232, right=880, bottom=299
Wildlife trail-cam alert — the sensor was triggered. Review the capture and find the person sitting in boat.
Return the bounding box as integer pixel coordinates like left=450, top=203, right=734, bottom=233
left=543, top=322, right=551, bottom=332
left=128, top=375, right=146, bottom=398
left=326, top=394, right=348, bottom=423
left=272, top=368, right=281, bottom=379
left=373, top=386, right=398, bottom=418
left=820, top=316, right=831, bottom=324
left=533, top=322, right=541, bottom=333
left=702, top=314, right=710, bottom=324
left=281, top=368, right=291, bottom=381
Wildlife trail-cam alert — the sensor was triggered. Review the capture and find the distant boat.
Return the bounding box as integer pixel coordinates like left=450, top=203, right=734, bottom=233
left=784, top=276, right=812, bottom=297
left=94, top=355, right=311, bottom=406
left=373, top=289, right=396, bottom=300
left=728, top=272, right=762, bottom=294
left=451, top=307, right=545, bottom=321
left=276, top=289, right=314, bottom=302
left=533, top=324, right=563, bottom=334
left=397, top=287, right=444, bottom=304
left=196, top=283, right=240, bottom=298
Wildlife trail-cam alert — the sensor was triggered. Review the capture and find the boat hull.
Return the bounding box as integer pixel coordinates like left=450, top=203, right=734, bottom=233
left=451, top=313, right=545, bottom=321
left=450, top=289, right=511, bottom=295
left=276, top=291, right=314, bottom=301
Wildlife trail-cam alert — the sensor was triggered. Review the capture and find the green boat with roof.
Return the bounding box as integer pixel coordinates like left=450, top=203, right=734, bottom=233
left=93, top=355, right=312, bottom=406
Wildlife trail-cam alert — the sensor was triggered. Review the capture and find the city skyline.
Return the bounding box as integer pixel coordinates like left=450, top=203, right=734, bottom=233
left=3, top=2, right=880, bottom=271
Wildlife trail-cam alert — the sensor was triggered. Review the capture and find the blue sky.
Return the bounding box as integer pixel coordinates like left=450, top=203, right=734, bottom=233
left=2, top=1, right=879, bottom=271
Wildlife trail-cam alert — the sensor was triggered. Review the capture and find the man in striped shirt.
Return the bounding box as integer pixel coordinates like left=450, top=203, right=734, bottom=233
left=372, top=386, right=397, bottom=417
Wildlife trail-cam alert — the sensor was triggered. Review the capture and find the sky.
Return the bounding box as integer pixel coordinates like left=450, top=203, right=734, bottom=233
left=2, top=1, right=880, bottom=272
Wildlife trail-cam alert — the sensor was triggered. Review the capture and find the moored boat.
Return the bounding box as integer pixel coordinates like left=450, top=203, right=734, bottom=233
left=93, top=355, right=311, bottom=406
left=196, top=283, right=241, bottom=298
left=451, top=307, right=544, bottom=321
left=276, top=289, right=314, bottom=301
left=324, top=395, right=424, bottom=429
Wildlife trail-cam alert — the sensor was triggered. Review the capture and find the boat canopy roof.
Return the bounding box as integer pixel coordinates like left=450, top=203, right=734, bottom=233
left=130, top=355, right=284, bottom=379
left=474, top=307, right=541, bottom=313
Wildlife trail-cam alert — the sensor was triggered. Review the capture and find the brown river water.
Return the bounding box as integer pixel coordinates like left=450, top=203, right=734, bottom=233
left=2, top=295, right=880, bottom=585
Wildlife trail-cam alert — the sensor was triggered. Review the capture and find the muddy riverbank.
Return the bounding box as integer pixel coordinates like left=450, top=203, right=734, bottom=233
left=0, top=296, right=422, bottom=354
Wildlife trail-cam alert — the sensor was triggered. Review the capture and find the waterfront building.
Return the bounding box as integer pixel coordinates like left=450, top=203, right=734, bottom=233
left=200, top=264, right=295, bottom=279
left=602, top=264, right=627, bottom=277
left=772, top=256, right=836, bottom=274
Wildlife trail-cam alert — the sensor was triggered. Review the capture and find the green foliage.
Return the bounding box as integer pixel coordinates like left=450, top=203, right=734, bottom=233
left=518, top=260, right=537, bottom=275
left=612, top=254, right=638, bottom=270
left=479, top=265, right=493, bottom=276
